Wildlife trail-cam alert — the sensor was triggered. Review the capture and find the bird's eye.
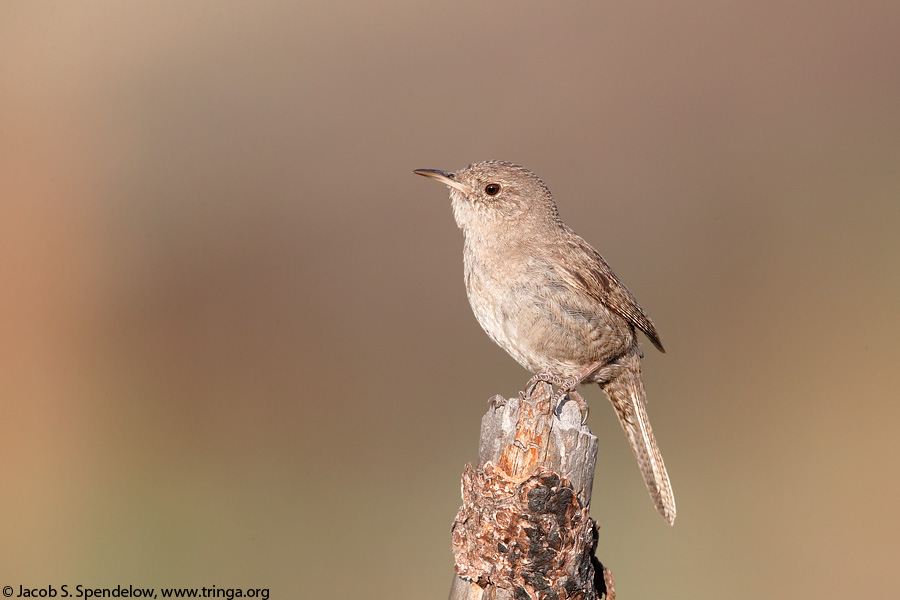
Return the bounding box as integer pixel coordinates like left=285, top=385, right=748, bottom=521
left=484, top=183, right=501, bottom=196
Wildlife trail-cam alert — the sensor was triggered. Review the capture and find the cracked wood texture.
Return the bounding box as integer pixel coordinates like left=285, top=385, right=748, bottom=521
left=448, top=383, right=611, bottom=600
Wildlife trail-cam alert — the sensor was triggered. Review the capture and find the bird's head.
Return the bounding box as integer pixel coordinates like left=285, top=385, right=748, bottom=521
left=414, top=161, right=560, bottom=235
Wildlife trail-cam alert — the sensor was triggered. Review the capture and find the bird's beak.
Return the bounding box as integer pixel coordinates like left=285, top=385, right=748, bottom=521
left=413, top=169, right=471, bottom=194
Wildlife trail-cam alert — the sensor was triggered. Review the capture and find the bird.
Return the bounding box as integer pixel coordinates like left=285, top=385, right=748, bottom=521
left=414, top=160, right=675, bottom=524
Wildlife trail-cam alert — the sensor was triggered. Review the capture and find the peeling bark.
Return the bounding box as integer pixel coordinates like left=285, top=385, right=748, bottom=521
left=448, top=384, right=613, bottom=600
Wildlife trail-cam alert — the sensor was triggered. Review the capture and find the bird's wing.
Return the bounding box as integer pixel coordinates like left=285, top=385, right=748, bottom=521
left=555, top=234, right=665, bottom=353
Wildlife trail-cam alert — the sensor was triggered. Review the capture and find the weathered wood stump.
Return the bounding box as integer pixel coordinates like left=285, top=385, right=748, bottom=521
left=448, top=383, right=614, bottom=600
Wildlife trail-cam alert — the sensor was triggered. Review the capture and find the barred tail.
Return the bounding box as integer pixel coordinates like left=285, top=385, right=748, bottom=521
left=601, top=352, right=676, bottom=525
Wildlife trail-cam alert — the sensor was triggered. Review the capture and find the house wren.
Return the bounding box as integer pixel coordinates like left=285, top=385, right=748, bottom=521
left=414, top=160, right=675, bottom=524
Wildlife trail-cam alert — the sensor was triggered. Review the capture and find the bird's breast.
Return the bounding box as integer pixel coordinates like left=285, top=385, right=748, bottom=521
left=462, top=240, right=634, bottom=379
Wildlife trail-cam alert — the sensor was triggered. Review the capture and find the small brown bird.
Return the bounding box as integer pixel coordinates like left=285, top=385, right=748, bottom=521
left=414, top=161, right=675, bottom=524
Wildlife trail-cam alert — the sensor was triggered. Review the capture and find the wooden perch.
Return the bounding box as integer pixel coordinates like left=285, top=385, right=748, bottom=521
left=448, top=383, right=615, bottom=600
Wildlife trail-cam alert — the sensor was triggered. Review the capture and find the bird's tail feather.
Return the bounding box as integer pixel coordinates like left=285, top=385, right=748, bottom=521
left=601, top=352, right=676, bottom=525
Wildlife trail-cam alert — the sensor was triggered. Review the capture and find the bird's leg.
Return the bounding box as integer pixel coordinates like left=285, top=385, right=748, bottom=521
left=526, top=372, right=571, bottom=394
left=536, top=359, right=607, bottom=394
left=530, top=359, right=607, bottom=421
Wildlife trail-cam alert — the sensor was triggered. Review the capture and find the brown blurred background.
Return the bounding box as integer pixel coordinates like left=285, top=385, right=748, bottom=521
left=2, top=1, right=899, bottom=598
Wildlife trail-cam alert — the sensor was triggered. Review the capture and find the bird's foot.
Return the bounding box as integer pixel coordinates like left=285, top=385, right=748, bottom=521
left=552, top=389, right=589, bottom=424
left=526, top=373, right=589, bottom=422
left=488, top=394, right=508, bottom=409
left=527, top=372, right=576, bottom=395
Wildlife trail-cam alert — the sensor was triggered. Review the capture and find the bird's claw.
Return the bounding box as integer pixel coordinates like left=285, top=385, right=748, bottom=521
left=552, top=389, right=589, bottom=424
left=525, top=374, right=589, bottom=423
left=488, top=394, right=508, bottom=409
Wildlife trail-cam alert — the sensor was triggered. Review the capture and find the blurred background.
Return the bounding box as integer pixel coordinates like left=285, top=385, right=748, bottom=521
left=2, top=1, right=899, bottom=598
